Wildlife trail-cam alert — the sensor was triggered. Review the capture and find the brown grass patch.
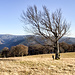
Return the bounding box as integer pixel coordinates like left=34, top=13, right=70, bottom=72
left=0, top=52, right=75, bottom=75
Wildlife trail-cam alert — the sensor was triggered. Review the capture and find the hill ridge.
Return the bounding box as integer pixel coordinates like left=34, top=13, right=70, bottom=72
left=0, top=34, right=75, bottom=50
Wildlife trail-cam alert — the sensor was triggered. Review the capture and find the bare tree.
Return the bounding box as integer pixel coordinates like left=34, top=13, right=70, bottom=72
left=21, top=5, right=70, bottom=59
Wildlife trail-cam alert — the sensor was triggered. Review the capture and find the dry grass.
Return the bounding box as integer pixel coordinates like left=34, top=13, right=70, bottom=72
left=0, top=52, right=75, bottom=75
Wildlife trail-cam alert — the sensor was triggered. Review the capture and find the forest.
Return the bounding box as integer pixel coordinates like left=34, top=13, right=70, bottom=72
left=0, top=42, right=75, bottom=58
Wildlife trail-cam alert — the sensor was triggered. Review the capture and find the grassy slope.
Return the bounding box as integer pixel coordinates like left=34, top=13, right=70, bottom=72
left=27, top=52, right=75, bottom=58
left=0, top=52, right=75, bottom=75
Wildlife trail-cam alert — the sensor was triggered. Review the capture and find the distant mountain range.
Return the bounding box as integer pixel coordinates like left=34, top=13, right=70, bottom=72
left=0, top=34, right=75, bottom=50
left=0, top=34, right=46, bottom=50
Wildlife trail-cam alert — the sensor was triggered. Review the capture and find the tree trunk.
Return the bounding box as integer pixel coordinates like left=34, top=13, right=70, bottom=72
left=4, top=54, right=6, bottom=58
left=55, top=41, right=60, bottom=59
left=14, top=53, right=15, bottom=57
left=22, top=53, right=23, bottom=57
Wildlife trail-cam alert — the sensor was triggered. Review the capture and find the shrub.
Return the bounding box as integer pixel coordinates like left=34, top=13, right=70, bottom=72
left=29, top=44, right=54, bottom=55
left=8, top=46, right=16, bottom=57
left=1, top=47, right=9, bottom=57
left=9, top=45, right=28, bottom=57
left=60, top=42, right=73, bottom=52
left=72, top=44, right=75, bottom=52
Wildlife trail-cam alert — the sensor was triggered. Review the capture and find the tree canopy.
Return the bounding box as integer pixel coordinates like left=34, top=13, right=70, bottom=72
left=21, top=5, right=70, bottom=59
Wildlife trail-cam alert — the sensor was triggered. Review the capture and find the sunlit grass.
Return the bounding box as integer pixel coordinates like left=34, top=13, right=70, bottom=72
left=26, top=52, right=75, bottom=58
left=60, top=52, right=75, bottom=58
left=0, top=52, right=75, bottom=75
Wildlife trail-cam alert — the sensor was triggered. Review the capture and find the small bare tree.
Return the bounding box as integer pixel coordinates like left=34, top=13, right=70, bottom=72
left=21, top=5, right=70, bottom=59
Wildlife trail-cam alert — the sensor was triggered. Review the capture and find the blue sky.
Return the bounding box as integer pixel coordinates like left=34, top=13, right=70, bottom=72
left=0, top=0, right=75, bottom=37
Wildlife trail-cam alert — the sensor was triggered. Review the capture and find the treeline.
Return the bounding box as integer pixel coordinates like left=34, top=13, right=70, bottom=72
left=29, top=42, right=75, bottom=55
left=0, top=45, right=28, bottom=58
left=0, top=42, right=75, bottom=58
left=59, top=42, right=75, bottom=52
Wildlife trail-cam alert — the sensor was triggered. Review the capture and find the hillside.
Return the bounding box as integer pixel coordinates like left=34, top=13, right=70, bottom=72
left=0, top=52, right=75, bottom=75
left=0, top=34, right=49, bottom=50
left=0, top=34, right=25, bottom=50
left=0, top=34, right=75, bottom=50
